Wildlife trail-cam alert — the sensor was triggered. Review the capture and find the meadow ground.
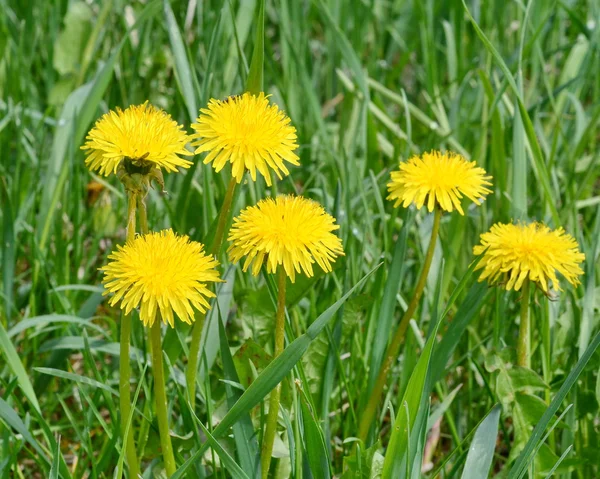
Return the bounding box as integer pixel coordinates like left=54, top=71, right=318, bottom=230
left=1, top=0, right=599, bottom=478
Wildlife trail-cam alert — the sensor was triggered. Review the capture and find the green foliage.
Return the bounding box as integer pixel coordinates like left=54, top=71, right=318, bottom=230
left=1, top=0, right=599, bottom=477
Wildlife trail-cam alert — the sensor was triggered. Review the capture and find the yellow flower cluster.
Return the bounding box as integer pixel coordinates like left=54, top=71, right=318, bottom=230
left=86, top=94, right=584, bottom=326
left=87, top=94, right=344, bottom=326
left=387, top=150, right=584, bottom=292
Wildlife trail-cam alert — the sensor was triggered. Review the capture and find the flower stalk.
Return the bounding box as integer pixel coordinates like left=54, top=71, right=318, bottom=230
left=517, top=278, right=531, bottom=368
left=186, top=176, right=238, bottom=408
left=119, top=191, right=140, bottom=478
left=150, top=318, right=177, bottom=477
left=358, top=207, right=442, bottom=443
left=261, top=266, right=287, bottom=479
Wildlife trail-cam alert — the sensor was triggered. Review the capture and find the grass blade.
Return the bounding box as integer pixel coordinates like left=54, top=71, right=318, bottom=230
left=382, top=304, right=442, bottom=478
left=0, top=321, right=40, bottom=412
left=163, top=0, right=198, bottom=121
left=460, top=405, right=501, bottom=479
left=218, top=312, right=260, bottom=477
left=245, top=0, right=264, bottom=94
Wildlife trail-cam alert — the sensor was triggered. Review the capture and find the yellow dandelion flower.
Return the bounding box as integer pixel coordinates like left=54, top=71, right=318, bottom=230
left=81, top=102, right=192, bottom=176
left=228, top=195, right=344, bottom=282
left=473, top=222, right=585, bottom=292
left=191, top=92, right=299, bottom=185
left=101, top=230, right=222, bottom=327
left=387, top=150, right=492, bottom=214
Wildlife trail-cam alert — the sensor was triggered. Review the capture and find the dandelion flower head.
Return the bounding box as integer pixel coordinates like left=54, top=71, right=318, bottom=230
left=191, top=93, right=299, bottom=185
left=82, top=102, right=192, bottom=176
left=473, top=222, right=585, bottom=292
left=102, top=230, right=222, bottom=327
left=228, top=195, right=344, bottom=282
left=387, top=150, right=492, bottom=214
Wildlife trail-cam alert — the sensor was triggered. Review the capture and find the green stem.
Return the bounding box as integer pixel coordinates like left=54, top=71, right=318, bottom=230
left=211, top=177, right=238, bottom=257
left=186, top=177, right=237, bottom=408
left=120, top=191, right=140, bottom=478
left=126, top=191, right=137, bottom=243
left=261, top=267, right=287, bottom=479
left=185, top=311, right=206, bottom=407
left=517, top=279, right=531, bottom=368
left=150, top=319, right=176, bottom=477
left=358, top=207, right=442, bottom=443
left=136, top=194, right=149, bottom=235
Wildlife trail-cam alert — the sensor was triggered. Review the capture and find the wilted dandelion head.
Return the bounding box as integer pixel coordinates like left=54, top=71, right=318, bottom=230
left=81, top=102, right=192, bottom=177
left=228, top=195, right=344, bottom=282
left=102, top=230, right=222, bottom=328
left=191, top=93, right=299, bottom=186
left=387, top=150, right=492, bottom=214
left=473, top=222, right=585, bottom=292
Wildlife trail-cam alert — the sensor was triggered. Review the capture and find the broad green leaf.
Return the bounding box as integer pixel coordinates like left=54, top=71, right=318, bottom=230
left=52, top=2, right=93, bottom=76
left=460, top=405, right=501, bottom=479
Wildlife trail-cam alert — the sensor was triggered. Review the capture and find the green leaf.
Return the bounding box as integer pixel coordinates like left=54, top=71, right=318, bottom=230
left=53, top=2, right=93, bottom=76
left=460, top=405, right=501, bottom=479
left=33, top=367, right=119, bottom=396
left=0, top=320, right=40, bottom=412
left=0, top=397, right=47, bottom=461
left=218, top=314, right=261, bottom=477
left=8, top=314, right=106, bottom=338
left=163, top=0, right=198, bottom=121
left=508, top=330, right=600, bottom=478
left=430, top=281, right=488, bottom=384
left=297, top=383, right=331, bottom=479
left=366, top=209, right=413, bottom=394
left=1, top=179, right=15, bottom=322
left=508, top=367, right=548, bottom=392
left=171, top=264, right=379, bottom=479
left=382, top=305, right=441, bottom=478
left=193, top=413, right=250, bottom=479
left=37, top=0, right=162, bottom=252
left=49, top=436, right=61, bottom=479
left=245, top=0, right=264, bottom=94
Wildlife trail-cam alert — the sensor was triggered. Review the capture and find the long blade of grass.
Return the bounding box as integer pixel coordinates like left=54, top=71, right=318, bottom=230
left=245, top=0, right=264, bottom=94
left=298, top=383, right=331, bottom=479
left=218, top=312, right=260, bottom=476
left=366, top=209, right=414, bottom=394
left=163, top=0, right=198, bottom=121
left=381, top=302, right=442, bottom=478
left=0, top=321, right=40, bottom=412
left=33, top=367, right=119, bottom=395
left=460, top=405, right=501, bottom=479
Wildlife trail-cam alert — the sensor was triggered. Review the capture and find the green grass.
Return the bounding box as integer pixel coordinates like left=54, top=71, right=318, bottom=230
left=1, top=0, right=599, bottom=478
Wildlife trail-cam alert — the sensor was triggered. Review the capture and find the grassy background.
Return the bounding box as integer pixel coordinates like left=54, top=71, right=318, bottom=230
left=1, top=0, right=599, bottom=477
